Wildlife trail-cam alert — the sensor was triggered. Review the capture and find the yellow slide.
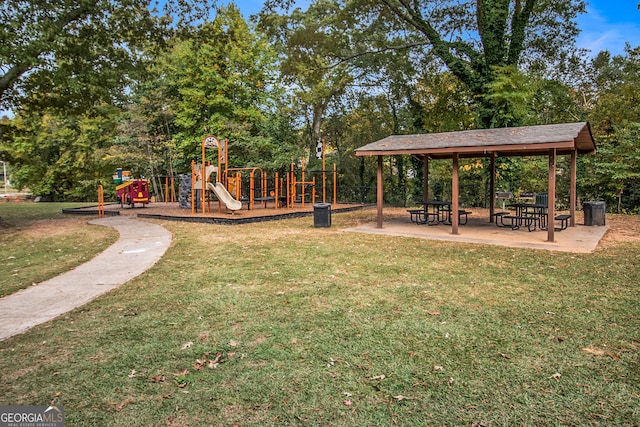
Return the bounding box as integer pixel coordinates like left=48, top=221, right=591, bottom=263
left=206, top=182, right=242, bottom=211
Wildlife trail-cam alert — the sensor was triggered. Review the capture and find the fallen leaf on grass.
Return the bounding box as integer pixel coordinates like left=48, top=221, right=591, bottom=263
left=181, top=341, right=193, bottom=350
left=582, top=347, right=606, bottom=356
left=149, top=375, right=165, bottom=383
left=393, top=395, right=406, bottom=401
left=582, top=347, right=621, bottom=359
left=428, top=311, right=441, bottom=316
left=344, top=400, right=352, bottom=406
left=327, top=358, right=337, bottom=368
left=50, top=392, right=61, bottom=406
left=209, top=352, right=223, bottom=367
left=228, top=339, right=238, bottom=347
left=498, top=353, right=511, bottom=359
left=173, top=369, right=189, bottom=377
left=128, top=369, right=137, bottom=378
left=433, top=365, right=444, bottom=371
left=194, top=352, right=225, bottom=370
left=369, top=374, right=386, bottom=380
left=115, top=398, right=133, bottom=412
left=549, top=373, right=561, bottom=380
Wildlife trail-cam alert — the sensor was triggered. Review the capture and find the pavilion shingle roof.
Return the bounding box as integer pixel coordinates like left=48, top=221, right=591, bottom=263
left=355, top=122, right=596, bottom=158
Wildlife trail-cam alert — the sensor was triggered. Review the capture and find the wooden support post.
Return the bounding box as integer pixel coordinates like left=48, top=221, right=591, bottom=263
left=377, top=155, right=383, bottom=229
left=423, top=156, right=429, bottom=202
left=570, top=149, right=577, bottom=227
left=489, top=154, right=496, bottom=222
left=548, top=148, right=557, bottom=242
left=451, top=153, right=459, bottom=235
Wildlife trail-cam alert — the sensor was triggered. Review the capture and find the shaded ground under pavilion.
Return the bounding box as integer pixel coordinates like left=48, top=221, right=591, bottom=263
left=355, top=122, right=597, bottom=244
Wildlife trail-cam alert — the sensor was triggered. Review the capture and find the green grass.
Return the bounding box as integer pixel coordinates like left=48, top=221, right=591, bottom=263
left=0, top=202, right=118, bottom=296
left=0, top=207, right=639, bottom=426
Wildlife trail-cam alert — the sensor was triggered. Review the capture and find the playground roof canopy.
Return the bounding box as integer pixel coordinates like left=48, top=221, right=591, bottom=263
left=355, top=122, right=595, bottom=159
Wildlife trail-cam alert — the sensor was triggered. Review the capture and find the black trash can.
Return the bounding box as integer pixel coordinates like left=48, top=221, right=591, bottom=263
left=313, top=203, right=332, bottom=228
left=583, top=201, right=606, bottom=226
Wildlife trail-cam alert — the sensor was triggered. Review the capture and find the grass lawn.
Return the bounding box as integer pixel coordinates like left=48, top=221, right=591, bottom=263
left=0, top=205, right=638, bottom=426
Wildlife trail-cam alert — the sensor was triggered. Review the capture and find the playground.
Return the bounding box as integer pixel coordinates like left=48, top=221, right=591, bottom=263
left=85, top=134, right=369, bottom=224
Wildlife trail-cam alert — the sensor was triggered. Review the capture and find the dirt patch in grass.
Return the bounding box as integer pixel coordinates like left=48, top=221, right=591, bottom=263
left=598, top=213, right=640, bottom=247
left=18, top=217, right=100, bottom=237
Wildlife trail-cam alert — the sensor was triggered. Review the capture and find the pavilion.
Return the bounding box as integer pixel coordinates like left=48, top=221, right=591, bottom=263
left=355, top=122, right=597, bottom=243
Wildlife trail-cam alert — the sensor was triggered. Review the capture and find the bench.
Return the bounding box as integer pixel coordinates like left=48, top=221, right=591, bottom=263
left=430, top=209, right=471, bottom=225
left=503, top=215, right=539, bottom=232
left=458, top=210, right=471, bottom=225
left=407, top=209, right=425, bottom=224
left=554, top=214, right=571, bottom=231
left=408, top=209, right=439, bottom=225
left=492, top=211, right=511, bottom=227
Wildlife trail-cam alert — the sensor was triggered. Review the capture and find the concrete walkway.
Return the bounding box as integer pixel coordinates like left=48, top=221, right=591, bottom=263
left=345, top=216, right=608, bottom=253
left=0, top=217, right=172, bottom=341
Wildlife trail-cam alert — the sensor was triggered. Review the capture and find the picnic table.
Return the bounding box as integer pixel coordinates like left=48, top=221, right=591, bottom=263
left=502, top=203, right=548, bottom=231
left=422, top=201, right=452, bottom=225
left=408, top=201, right=471, bottom=226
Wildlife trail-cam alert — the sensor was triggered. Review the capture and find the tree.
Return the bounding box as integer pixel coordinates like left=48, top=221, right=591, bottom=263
left=265, top=0, right=586, bottom=129
left=372, top=0, right=587, bottom=127
left=147, top=5, right=286, bottom=170
left=583, top=46, right=640, bottom=212
left=258, top=2, right=356, bottom=162
left=0, top=0, right=215, bottom=113
left=2, top=106, right=119, bottom=200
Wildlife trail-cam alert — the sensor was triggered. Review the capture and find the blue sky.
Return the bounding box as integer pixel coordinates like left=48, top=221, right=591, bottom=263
left=227, top=0, right=640, bottom=57
left=577, top=0, right=640, bottom=56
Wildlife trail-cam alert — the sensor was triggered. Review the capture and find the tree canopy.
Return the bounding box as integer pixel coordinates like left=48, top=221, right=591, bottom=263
left=0, top=0, right=215, bottom=112
left=1, top=0, right=639, bottom=213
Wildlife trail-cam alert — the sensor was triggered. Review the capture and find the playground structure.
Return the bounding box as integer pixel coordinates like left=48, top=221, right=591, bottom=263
left=113, top=168, right=150, bottom=208
left=180, top=135, right=338, bottom=214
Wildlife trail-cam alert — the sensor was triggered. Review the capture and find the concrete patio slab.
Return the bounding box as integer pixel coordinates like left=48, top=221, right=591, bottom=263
left=344, top=214, right=608, bottom=253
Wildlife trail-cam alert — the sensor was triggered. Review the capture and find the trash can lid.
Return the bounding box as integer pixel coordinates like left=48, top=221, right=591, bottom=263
left=313, top=203, right=331, bottom=208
